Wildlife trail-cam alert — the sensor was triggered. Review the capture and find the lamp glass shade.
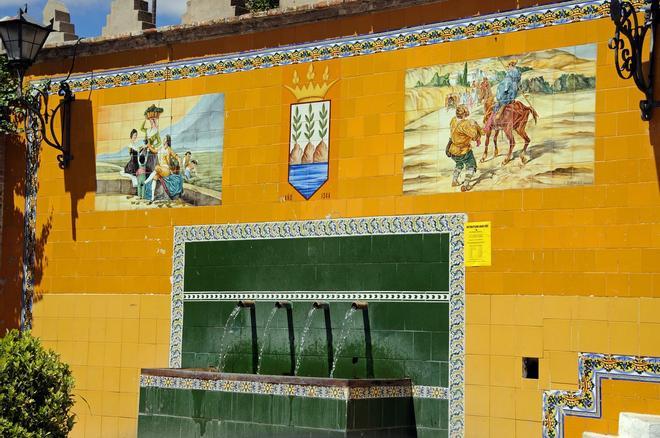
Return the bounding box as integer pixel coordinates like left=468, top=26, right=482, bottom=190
left=0, top=19, right=22, bottom=61
left=0, top=10, right=52, bottom=66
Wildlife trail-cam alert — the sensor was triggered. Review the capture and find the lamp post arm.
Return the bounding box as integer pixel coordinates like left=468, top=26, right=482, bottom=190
left=609, top=0, right=660, bottom=120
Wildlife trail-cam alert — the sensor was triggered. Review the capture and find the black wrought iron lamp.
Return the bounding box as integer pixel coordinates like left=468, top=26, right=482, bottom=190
left=0, top=6, right=74, bottom=168
left=609, top=0, right=659, bottom=121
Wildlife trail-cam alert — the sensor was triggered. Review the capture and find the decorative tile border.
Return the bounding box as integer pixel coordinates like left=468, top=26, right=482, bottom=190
left=169, top=213, right=466, bottom=436
left=41, top=0, right=646, bottom=94
left=413, top=385, right=450, bottom=400
left=140, top=373, right=447, bottom=401
left=183, top=292, right=450, bottom=302
left=542, top=353, right=660, bottom=438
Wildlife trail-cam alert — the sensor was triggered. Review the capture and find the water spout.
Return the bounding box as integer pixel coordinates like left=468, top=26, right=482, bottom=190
left=238, top=300, right=256, bottom=308
left=217, top=304, right=242, bottom=371
left=256, top=305, right=280, bottom=374
left=329, top=306, right=357, bottom=378
left=313, top=301, right=329, bottom=309
left=275, top=300, right=292, bottom=309
left=351, top=301, right=368, bottom=310
left=294, top=306, right=318, bottom=375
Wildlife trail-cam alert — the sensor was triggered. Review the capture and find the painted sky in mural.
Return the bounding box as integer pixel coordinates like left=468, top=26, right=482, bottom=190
left=404, top=44, right=596, bottom=193
left=95, top=93, right=224, bottom=210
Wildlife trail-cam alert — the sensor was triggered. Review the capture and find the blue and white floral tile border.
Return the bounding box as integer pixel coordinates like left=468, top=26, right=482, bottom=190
left=40, top=0, right=646, bottom=94
left=168, top=213, right=466, bottom=436
left=542, top=352, right=660, bottom=438
left=140, top=374, right=444, bottom=401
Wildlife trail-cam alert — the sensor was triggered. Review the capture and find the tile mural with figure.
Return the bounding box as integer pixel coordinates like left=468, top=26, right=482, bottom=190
left=286, top=65, right=336, bottom=199
left=404, top=44, right=596, bottom=193
left=95, top=93, right=224, bottom=210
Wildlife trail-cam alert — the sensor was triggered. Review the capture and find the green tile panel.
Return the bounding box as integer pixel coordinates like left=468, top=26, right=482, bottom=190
left=181, top=301, right=449, bottom=387
left=138, top=387, right=420, bottom=437
left=183, top=234, right=449, bottom=292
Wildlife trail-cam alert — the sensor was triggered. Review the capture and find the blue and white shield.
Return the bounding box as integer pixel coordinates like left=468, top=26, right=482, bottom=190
left=288, top=100, right=330, bottom=199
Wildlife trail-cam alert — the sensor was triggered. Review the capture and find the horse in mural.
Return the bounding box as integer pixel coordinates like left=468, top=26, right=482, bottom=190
left=477, top=84, right=539, bottom=165
left=445, top=93, right=460, bottom=110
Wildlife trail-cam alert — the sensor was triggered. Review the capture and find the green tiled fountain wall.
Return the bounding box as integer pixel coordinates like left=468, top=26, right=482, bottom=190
left=184, top=234, right=450, bottom=292
left=138, top=387, right=419, bottom=438
left=178, top=233, right=451, bottom=437
left=182, top=301, right=449, bottom=386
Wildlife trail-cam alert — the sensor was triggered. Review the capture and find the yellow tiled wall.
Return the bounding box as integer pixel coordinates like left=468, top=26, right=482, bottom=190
left=0, top=8, right=657, bottom=438
left=465, top=295, right=660, bottom=437
left=30, top=294, right=170, bottom=438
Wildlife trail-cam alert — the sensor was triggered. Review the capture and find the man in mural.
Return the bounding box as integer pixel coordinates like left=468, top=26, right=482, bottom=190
left=485, top=60, right=521, bottom=130
left=445, top=104, right=482, bottom=191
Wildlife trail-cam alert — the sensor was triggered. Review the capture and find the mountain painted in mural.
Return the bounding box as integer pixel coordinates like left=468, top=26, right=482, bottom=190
left=97, top=94, right=224, bottom=161
left=95, top=93, right=224, bottom=211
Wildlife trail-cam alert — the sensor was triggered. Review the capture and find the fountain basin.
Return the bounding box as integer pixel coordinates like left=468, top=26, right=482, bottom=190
left=138, top=368, right=416, bottom=437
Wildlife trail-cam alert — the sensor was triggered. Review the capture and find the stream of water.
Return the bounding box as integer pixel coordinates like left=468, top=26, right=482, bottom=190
left=217, top=305, right=242, bottom=372
left=256, top=307, right=280, bottom=374
left=329, top=307, right=357, bottom=378
left=294, top=307, right=317, bottom=376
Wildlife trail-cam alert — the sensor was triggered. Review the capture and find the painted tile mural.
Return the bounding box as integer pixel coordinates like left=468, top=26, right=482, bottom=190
left=286, top=65, right=336, bottom=199
left=404, top=44, right=596, bottom=193
left=95, top=93, right=224, bottom=210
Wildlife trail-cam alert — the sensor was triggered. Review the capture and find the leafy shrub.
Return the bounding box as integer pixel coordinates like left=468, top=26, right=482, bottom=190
left=246, top=0, right=278, bottom=12
left=0, top=330, right=75, bottom=437
left=0, top=55, right=19, bottom=135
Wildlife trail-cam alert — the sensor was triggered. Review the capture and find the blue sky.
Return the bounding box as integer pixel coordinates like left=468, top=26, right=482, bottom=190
left=0, top=0, right=184, bottom=38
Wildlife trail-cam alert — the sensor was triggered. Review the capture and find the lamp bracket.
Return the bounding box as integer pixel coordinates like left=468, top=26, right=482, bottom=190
left=21, top=79, right=74, bottom=169
left=609, top=0, right=659, bottom=120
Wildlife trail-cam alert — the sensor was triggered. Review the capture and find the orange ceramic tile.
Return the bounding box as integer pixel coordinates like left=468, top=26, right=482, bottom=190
left=490, top=386, right=517, bottom=419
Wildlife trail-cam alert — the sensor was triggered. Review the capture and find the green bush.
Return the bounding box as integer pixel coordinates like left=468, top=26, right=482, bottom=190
left=246, top=0, right=278, bottom=12
left=0, top=330, right=75, bottom=437
left=0, top=55, right=19, bottom=135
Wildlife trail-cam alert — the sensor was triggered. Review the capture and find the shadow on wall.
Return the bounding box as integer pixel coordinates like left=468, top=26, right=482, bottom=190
left=650, top=32, right=660, bottom=188
left=66, top=99, right=95, bottom=241
left=0, top=97, right=94, bottom=332
left=0, top=135, right=52, bottom=332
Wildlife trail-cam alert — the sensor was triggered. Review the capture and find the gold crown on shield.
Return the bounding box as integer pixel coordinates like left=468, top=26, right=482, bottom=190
left=285, top=65, right=338, bottom=103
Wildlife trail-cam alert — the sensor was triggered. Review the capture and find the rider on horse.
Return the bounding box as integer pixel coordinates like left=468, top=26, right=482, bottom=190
left=485, top=60, right=521, bottom=130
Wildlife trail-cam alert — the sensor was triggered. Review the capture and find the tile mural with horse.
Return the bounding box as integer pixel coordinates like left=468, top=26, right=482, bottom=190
left=404, top=43, right=596, bottom=193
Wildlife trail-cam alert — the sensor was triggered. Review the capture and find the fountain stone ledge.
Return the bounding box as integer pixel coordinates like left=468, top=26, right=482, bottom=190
left=139, top=368, right=417, bottom=437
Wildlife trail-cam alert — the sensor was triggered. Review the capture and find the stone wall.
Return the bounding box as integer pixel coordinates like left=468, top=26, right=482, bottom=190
left=102, top=0, right=155, bottom=37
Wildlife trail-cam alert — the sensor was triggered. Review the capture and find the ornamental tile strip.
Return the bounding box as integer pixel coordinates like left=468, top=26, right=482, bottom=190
left=413, top=385, right=450, bottom=400
left=41, top=0, right=646, bottom=94
left=140, top=374, right=447, bottom=400
left=183, top=292, right=450, bottom=302
left=542, top=353, right=660, bottom=438
left=169, top=213, right=466, bottom=436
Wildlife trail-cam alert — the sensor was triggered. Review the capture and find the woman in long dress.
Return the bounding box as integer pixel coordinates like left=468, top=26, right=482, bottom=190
left=140, top=105, right=161, bottom=174
left=123, top=129, right=140, bottom=175
left=144, top=134, right=183, bottom=201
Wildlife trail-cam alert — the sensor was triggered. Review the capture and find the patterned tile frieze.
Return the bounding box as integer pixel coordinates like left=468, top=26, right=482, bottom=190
left=413, top=385, right=450, bottom=400
left=40, top=0, right=645, bottom=94
left=140, top=373, right=447, bottom=400
left=183, top=292, right=450, bottom=302
left=542, top=353, right=660, bottom=438
left=169, top=213, right=465, bottom=436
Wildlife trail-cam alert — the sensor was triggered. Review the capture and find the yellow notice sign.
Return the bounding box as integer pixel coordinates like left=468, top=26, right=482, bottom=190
left=465, top=221, right=492, bottom=267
